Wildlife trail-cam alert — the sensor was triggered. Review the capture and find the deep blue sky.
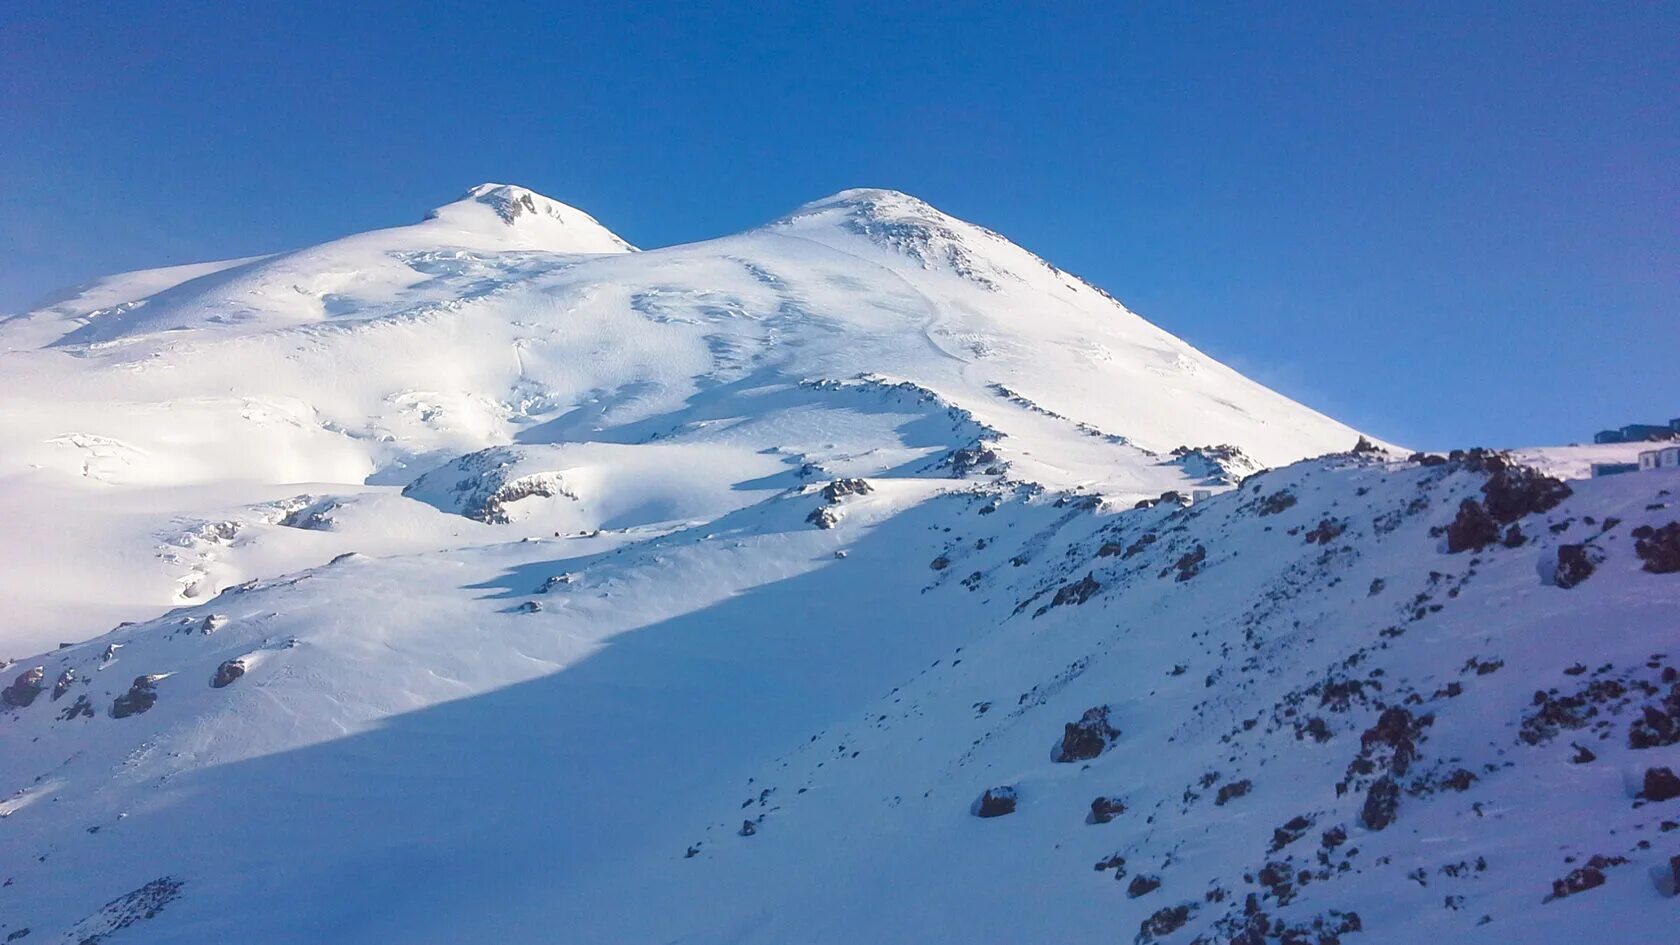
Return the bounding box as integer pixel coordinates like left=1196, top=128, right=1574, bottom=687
left=2, top=2, right=1674, bottom=448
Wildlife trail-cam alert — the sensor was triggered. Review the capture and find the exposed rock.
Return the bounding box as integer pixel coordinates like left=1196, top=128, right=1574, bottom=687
left=1171, top=545, right=1207, bottom=582
left=972, top=785, right=1018, bottom=818
left=929, top=555, right=950, bottom=571
left=1361, top=776, right=1400, bottom=830
left=1642, top=766, right=1680, bottom=802
left=1303, top=518, right=1346, bottom=545
left=1628, top=683, right=1680, bottom=749
left=210, top=659, right=246, bottom=689
left=1546, top=855, right=1625, bottom=901
left=1040, top=573, right=1100, bottom=613
left=1053, top=705, right=1120, bottom=762
left=1269, top=815, right=1314, bottom=852
left=1089, top=796, right=1126, bottom=824
left=51, top=669, right=74, bottom=701
left=806, top=506, right=840, bottom=529
left=1553, top=544, right=1598, bottom=589
left=1137, top=903, right=1194, bottom=943
left=1445, top=499, right=1500, bottom=553
left=1256, top=490, right=1297, bottom=516
left=1, top=666, right=45, bottom=708
left=1635, top=522, right=1680, bottom=574
left=738, top=819, right=757, bottom=837
left=1127, top=874, right=1162, bottom=897
left=819, top=478, right=872, bottom=501
left=1214, top=778, right=1252, bottom=806
left=111, top=675, right=162, bottom=719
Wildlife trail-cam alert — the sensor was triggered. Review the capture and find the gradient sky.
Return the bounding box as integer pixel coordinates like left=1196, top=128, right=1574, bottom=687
left=2, top=1, right=1674, bottom=449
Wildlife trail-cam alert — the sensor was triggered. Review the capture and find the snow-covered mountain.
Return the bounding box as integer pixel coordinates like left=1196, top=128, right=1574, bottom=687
left=0, top=186, right=1674, bottom=944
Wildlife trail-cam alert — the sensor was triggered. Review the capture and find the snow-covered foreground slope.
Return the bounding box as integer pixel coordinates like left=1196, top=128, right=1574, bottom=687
left=3, top=185, right=1674, bottom=944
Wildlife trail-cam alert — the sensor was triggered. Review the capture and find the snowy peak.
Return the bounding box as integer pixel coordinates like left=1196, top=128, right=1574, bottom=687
left=768, top=187, right=1078, bottom=293
left=423, top=183, right=636, bottom=253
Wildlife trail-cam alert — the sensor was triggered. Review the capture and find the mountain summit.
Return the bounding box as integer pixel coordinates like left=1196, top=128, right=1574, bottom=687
left=0, top=185, right=1669, bottom=945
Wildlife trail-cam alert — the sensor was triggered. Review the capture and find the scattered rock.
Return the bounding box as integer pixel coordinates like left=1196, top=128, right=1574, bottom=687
left=972, top=785, right=1018, bottom=818
left=1361, top=776, right=1400, bottom=830
left=1089, top=796, right=1126, bottom=824
left=51, top=669, right=74, bottom=701
left=1546, top=855, right=1625, bottom=901
left=1635, top=523, right=1680, bottom=574
left=1642, top=767, right=1680, bottom=802
left=1127, top=874, right=1162, bottom=898
left=1553, top=544, right=1599, bottom=589
left=110, top=675, right=162, bottom=719
left=1053, top=705, right=1120, bottom=763
left=210, top=659, right=246, bottom=689
left=1214, top=779, right=1252, bottom=806
left=1137, top=903, right=1194, bottom=943
left=1, top=666, right=45, bottom=708
left=820, top=478, right=872, bottom=502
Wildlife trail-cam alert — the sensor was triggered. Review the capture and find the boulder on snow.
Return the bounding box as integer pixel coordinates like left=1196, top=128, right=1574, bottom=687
left=111, top=675, right=163, bottom=718
left=1053, top=705, right=1120, bottom=763
left=210, top=659, right=247, bottom=689
left=1, top=666, right=45, bottom=708
left=1641, top=766, right=1680, bottom=802
left=1126, top=874, right=1162, bottom=897
left=51, top=669, right=74, bottom=700
left=1089, top=796, right=1126, bottom=824
left=1553, top=543, right=1600, bottom=588
left=972, top=785, right=1018, bottom=818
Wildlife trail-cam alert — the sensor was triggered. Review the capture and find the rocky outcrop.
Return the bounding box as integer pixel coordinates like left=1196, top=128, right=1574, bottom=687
left=972, top=785, right=1018, bottom=818
left=211, top=659, right=247, bottom=689
left=1052, top=706, right=1120, bottom=762
left=110, top=675, right=162, bottom=719
left=1, top=666, right=45, bottom=708
left=1641, top=766, right=1680, bottom=802
left=1553, top=543, right=1598, bottom=588
left=1634, top=523, right=1680, bottom=574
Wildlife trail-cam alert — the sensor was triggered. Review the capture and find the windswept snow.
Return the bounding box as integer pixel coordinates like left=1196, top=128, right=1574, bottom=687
left=0, top=185, right=1671, bottom=945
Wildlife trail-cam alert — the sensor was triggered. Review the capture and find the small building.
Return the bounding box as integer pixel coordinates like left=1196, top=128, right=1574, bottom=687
left=1593, top=421, right=1679, bottom=444
left=1592, top=462, right=1639, bottom=477
left=1640, top=446, right=1680, bottom=471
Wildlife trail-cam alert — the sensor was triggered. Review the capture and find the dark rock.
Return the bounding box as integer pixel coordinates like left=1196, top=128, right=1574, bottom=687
left=1547, top=855, right=1626, bottom=901
left=972, top=785, right=1018, bottom=818
left=1352, top=436, right=1381, bottom=454
left=1089, top=796, right=1126, bottom=824
left=1257, top=490, right=1297, bottom=516
left=1127, top=874, right=1162, bottom=897
left=1304, top=518, right=1346, bottom=545
left=1173, top=545, right=1207, bottom=581
left=1138, top=903, right=1193, bottom=942
left=1570, top=742, right=1596, bottom=764
left=1629, top=684, right=1680, bottom=748
left=1554, top=544, right=1597, bottom=588
left=1053, top=705, right=1120, bottom=762
left=1642, top=767, right=1680, bottom=802
left=110, top=675, right=162, bottom=719
left=1047, top=573, right=1100, bottom=609
left=738, top=820, right=757, bottom=837
left=2, top=666, right=46, bottom=708
left=1361, top=776, right=1400, bottom=830
left=819, top=478, right=872, bottom=502
left=929, top=555, right=950, bottom=571
left=1270, top=815, right=1313, bottom=852
left=1446, top=499, right=1500, bottom=553
left=1214, top=779, right=1253, bottom=806
left=806, top=506, right=839, bottom=529
left=1635, top=522, right=1680, bottom=574
left=51, top=669, right=74, bottom=701
left=1359, top=707, right=1423, bottom=775
left=210, top=659, right=246, bottom=689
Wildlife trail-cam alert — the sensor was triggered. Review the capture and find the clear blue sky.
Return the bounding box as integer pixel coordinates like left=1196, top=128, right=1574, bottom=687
left=2, top=2, right=1674, bottom=448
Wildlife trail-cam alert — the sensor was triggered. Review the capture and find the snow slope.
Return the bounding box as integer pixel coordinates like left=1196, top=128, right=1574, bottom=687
left=2, top=185, right=1673, bottom=945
